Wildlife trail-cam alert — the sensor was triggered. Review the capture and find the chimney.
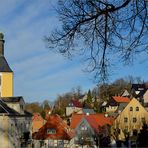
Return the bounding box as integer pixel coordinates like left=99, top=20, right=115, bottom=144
left=0, top=33, right=5, bottom=56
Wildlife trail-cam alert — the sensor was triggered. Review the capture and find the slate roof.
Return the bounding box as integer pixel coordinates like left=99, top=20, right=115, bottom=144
left=117, top=102, right=128, bottom=112
left=0, top=56, right=12, bottom=72
left=132, top=84, right=146, bottom=91
left=0, top=98, right=32, bottom=117
left=0, top=99, right=20, bottom=116
left=70, top=113, right=113, bottom=130
left=1, top=96, right=23, bottom=103
left=82, top=109, right=95, bottom=114
left=24, top=110, right=32, bottom=117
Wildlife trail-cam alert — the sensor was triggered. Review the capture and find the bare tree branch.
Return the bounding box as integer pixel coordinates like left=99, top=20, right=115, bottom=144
left=46, top=0, right=148, bottom=82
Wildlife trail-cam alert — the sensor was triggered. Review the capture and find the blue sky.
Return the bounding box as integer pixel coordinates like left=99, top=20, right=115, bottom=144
left=0, top=0, right=148, bottom=102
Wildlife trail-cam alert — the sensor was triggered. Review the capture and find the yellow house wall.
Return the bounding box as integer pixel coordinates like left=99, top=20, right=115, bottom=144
left=1, top=72, right=13, bottom=97
left=112, top=98, right=148, bottom=140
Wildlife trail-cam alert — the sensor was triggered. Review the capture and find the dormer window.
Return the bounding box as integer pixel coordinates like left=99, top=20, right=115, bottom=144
left=47, top=128, right=56, bottom=134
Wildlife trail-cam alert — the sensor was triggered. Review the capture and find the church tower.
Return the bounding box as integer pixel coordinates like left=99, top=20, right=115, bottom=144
left=0, top=33, right=13, bottom=97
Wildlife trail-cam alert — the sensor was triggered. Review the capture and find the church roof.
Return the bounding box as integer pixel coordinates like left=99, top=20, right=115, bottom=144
left=0, top=56, right=13, bottom=72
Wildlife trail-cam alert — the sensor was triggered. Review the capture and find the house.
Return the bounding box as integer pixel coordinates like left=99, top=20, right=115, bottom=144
left=32, top=113, right=46, bottom=133
left=111, top=98, right=148, bottom=140
left=131, top=84, right=147, bottom=100
left=0, top=33, right=32, bottom=147
left=0, top=98, right=32, bottom=147
left=79, top=94, right=87, bottom=103
left=66, top=99, right=83, bottom=116
left=70, top=113, right=113, bottom=147
left=32, top=114, right=75, bottom=148
left=121, top=89, right=130, bottom=97
left=131, top=84, right=146, bottom=94
left=143, top=89, right=148, bottom=107
left=104, top=96, right=130, bottom=113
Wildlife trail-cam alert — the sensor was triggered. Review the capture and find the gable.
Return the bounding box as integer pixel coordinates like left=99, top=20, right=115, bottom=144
left=33, top=115, right=74, bottom=140
left=75, top=118, right=95, bottom=135
left=143, top=90, right=148, bottom=103
left=116, top=98, right=148, bottom=121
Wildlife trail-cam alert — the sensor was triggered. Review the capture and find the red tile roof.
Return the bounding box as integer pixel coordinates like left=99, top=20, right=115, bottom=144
left=70, top=113, right=113, bottom=133
left=33, top=114, right=74, bottom=140
left=70, top=114, right=85, bottom=129
left=85, top=116, right=100, bottom=133
left=112, top=96, right=130, bottom=103
left=32, top=113, right=44, bottom=121
left=72, top=100, right=82, bottom=108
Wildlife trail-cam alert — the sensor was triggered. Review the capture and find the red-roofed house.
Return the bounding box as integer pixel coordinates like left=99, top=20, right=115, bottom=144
left=32, top=114, right=75, bottom=147
left=112, top=96, right=130, bottom=103
left=66, top=99, right=83, bottom=116
left=104, top=96, right=130, bottom=113
left=70, top=113, right=113, bottom=147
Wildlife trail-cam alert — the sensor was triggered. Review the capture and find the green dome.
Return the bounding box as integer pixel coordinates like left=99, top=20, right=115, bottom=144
left=0, top=33, right=4, bottom=40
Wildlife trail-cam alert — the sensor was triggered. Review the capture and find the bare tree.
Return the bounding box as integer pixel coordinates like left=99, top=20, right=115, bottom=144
left=46, top=0, right=148, bottom=82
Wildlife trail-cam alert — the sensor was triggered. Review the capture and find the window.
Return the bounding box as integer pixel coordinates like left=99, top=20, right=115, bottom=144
left=136, top=107, right=139, bottom=111
left=48, top=140, right=54, bottom=146
left=57, top=140, right=64, bottom=148
left=81, top=126, right=87, bottom=130
left=133, top=118, right=137, bottom=123
left=130, top=107, right=133, bottom=111
left=47, top=128, right=56, bottom=134
left=40, top=140, right=44, bottom=147
left=124, top=117, right=128, bottom=123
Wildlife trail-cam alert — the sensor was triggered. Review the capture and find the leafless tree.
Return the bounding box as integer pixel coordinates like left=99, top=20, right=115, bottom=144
left=46, top=0, right=148, bottom=82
